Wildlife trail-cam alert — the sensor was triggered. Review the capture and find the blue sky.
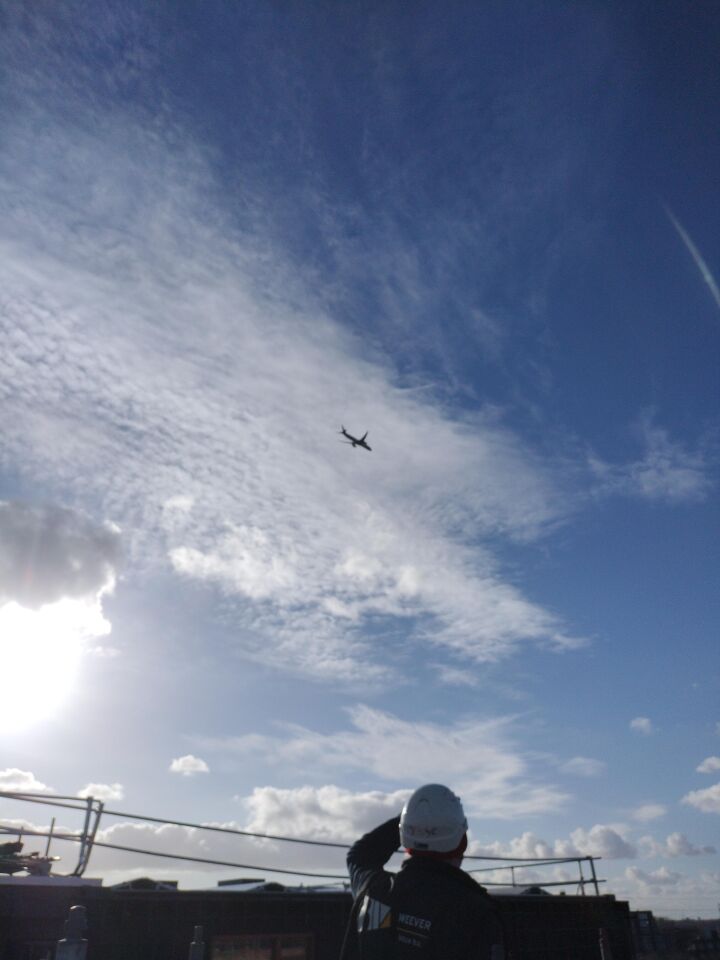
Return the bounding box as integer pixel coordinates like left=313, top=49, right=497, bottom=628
left=0, top=0, right=718, bottom=918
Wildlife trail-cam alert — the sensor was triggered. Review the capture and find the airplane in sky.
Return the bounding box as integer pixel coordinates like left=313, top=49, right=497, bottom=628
left=339, top=426, right=372, bottom=451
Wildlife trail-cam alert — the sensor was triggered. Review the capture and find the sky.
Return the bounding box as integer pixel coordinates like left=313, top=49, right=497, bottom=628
left=0, top=0, right=718, bottom=920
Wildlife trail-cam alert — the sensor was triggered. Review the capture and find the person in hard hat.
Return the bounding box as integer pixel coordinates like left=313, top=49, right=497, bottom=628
left=346, top=784, right=505, bottom=960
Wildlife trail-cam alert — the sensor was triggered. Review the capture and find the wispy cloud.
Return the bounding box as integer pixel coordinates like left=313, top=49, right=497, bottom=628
left=590, top=418, right=711, bottom=504
left=631, top=803, right=667, bottom=822
left=0, top=63, right=584, bottom=685
left=433, top=663, right=481, bottom=688
left=196, top=705, right=569, bottom=819
left=664, top=205, right=720, bottom=314
left=560, top=756, right=606, bottom=778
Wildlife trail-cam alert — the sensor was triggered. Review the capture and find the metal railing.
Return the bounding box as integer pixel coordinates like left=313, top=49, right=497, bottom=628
left=0, top=789, right=602, bottom=894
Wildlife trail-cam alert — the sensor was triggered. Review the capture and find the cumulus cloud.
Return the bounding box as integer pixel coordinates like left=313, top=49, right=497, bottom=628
left=639, top=832, right=716, bottom=858
left=682, top=782, right=720, bottom=814
left=630, top=717, right=653, bottom=735
left=624, top=865, right=682, bottom=889
left=89, top=818, right=349, bottom=879
left=471, top=824, right=637, bottom=861
left=0, top=502, right=120, bottom=609
left=474, top=825, right=715, bottom=869
left=169, top=755, right=210, bottom=777
left=471, top=832, right=560, bottom=860
left=197, top=705, right=569, bottom=819
left=610, top=865, right=720, bottom=915
left=0, top=814, right=347, bottom=883
left=697, top=756, right=720, bottom=774
left=77, top=783, right=124, bottom=802
left=0, top=769, right=51, bottom=793
left=568, top=825, right=636, bottom=860
left=242, top=785, right=409, bottom=842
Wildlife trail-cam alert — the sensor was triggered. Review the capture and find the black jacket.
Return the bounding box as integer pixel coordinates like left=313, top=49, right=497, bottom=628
left=347, top=817, right=505, bottom=960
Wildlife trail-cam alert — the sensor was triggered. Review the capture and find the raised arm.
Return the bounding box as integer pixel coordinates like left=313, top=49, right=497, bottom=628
left=346, top=815, right=401, bottom=898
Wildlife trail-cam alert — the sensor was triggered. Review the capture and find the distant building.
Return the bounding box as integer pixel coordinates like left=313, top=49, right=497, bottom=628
left=630, top=910, right=665, bottom=955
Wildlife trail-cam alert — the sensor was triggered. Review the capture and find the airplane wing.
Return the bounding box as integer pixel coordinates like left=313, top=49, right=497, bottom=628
left=361, top=431, right=368, bottom=441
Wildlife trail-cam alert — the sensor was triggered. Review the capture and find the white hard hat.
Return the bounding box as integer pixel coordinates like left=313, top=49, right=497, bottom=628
left=400, top=783, right=467, bottom=853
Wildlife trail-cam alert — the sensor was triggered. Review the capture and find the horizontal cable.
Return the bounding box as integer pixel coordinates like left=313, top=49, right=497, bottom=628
left=0, top=791, right=97, bottom=808
left=469, top=856, right=599, bottom=872
left=478, top=879, right=606, bottom=888
left=0, top=791, right=350, bottom=851
left=101, top=805, right=351, bottom=850
left=0, top=825, right=347, bottom=881
left=0, top=792, right=599, bottom=867
left=2, top=823, right=601, bottom=890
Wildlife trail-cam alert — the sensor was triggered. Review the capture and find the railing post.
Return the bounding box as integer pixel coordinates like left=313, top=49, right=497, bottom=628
left=598, top=927, right=613, bottom=960
left=188, top=924, right=205, bottom=960
left=55, top=905, right=88, bottom=960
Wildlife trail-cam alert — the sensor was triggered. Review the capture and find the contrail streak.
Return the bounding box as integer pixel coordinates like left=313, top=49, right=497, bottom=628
left=664, top=205, right=720, bottom=313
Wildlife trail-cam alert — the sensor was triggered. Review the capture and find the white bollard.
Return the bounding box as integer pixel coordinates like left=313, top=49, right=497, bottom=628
left=188, top=924, right=205, bottom=960
left=55, top=905, right=88, bottom=960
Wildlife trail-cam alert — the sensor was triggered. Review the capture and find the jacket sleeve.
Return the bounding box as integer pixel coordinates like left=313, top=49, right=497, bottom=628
left=346, top=816, right=401, bottom=899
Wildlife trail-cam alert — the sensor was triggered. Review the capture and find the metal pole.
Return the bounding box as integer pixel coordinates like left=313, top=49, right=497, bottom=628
left=80, top=799, right=104, bottom=875
left=71, top=797, right=104, bottom=876
left=188, top=925, right=205, bottom=960
left=589, top=857, right=600, bottom=897
left=71, top=797, right=94, bottom=877
left=44, top=818, right=55, bottom=858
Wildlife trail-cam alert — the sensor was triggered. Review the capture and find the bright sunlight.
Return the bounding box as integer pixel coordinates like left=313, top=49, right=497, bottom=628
left=0, top=598, right=110, bottom=732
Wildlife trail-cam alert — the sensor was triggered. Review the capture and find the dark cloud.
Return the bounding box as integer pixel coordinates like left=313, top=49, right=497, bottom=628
left=0, top=502, right=120, bottom=608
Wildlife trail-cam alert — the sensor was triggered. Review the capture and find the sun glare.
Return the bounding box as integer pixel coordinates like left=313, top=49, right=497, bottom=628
left=0, top=599, right=110, bottom=732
